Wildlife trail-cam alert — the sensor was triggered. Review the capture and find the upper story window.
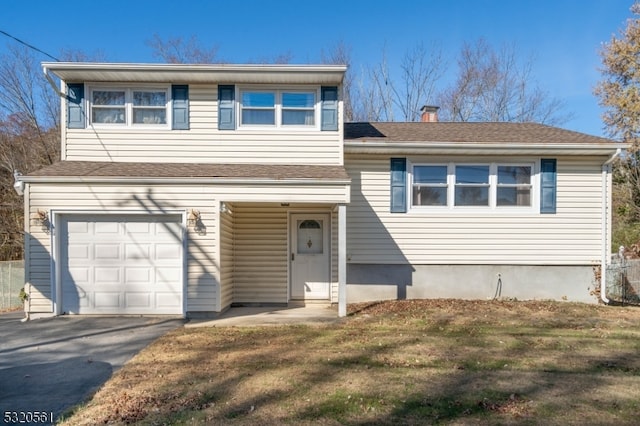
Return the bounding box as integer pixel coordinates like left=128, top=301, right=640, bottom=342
left=239, top=88, right=317, bottom=128
left=411, top=162, right=534, bottom=211
left=89, top=86, right=169, bottom=127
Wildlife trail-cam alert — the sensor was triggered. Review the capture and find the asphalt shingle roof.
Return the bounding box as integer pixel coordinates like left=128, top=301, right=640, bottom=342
left=27, top=161, right=351, bottom=180
left=344, top=122, right=613, bottom=144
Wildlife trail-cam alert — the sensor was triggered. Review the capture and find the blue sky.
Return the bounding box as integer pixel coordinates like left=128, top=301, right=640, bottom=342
left=0, top=0, right=635, bottom=137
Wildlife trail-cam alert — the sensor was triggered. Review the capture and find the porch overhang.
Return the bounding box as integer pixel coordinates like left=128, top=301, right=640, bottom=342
left=23, top=161, right=351, bottom=204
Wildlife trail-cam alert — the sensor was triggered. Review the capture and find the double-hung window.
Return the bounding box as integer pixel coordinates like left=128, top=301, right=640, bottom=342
left=454, top=165, right=490, bottom=206
left=240, top=88, right=317, bottom=128
left=412, top=165, right=448, bottom=206
left=496, top=165, right=532, bottom=207
left=411, top=162, right=534, bottom=211
left=90, top=86, right=169, bottom=127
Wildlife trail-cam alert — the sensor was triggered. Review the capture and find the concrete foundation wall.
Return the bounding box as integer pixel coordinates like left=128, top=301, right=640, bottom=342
left=347, top=264, right=598, bottom=304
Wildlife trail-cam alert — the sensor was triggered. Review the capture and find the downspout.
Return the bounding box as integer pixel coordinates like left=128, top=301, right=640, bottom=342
left=601, top=148, right=622, bottom=304
left=42, top=65, right=65, bottom=97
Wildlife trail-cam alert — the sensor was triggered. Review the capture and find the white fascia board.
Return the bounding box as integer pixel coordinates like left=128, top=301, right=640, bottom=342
left=42, top=62, right=347, bottom=85
left=20, top=176, right=351, bottom=185
left=343, top=141, right=627, bottom=156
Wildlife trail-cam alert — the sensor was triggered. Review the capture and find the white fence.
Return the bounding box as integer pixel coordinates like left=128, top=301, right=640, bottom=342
left=0, top=260, right=24, bottom=310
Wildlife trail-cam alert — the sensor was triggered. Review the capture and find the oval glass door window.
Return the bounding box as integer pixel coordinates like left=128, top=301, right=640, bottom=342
left=297, top=220, right=323, bottom=254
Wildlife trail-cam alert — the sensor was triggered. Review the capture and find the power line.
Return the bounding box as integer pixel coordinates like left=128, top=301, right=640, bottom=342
left=0, top=29, right=59, bottom=61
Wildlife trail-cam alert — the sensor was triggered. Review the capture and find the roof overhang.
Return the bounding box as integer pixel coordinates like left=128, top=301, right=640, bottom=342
left=42, top=62, right=347, bottom=85
left=344, top=141, right=628, bottom=156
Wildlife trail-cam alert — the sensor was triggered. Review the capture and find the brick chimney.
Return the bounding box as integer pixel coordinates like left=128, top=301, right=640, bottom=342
left=420, top=105, right=439, bottom=122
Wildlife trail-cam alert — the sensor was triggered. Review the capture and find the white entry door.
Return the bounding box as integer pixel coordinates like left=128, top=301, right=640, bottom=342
left=290, top=214, right=330, bottom=300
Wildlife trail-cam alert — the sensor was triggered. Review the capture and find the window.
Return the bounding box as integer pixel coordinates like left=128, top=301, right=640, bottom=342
left=410, top=162, right=534, bottom=211
left=412, top=165, right=448, bottom=206
left=89, top=86, right=169, bottom=126
left=241, top=91, right=275, bottom=125
left=496, top=165, right=532, bottom=207
left=239, top=89, right=317, bottom=127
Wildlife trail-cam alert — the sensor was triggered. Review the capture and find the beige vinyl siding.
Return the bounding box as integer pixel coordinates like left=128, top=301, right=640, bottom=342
left=232, top=203, right=339, bottom=304
left=219, top=202, right=234, bottom=310
left=64, top=84, right=342, bottom=165
left=233, top=204, right=289, bottom=303
left=345, top=155, right=607, bottom=265
left=25, top=183, right=218, bottom=314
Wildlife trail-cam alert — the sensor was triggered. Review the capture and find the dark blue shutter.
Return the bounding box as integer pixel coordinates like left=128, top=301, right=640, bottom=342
left=321, top=86, right=338, bottom=131
left=218, top=85, right=235, bottom=130
left=67, top=83, right=85, bottom=129
left=172, top=85, right=189, bottom=130
left=540, top=159, right=557, bottom=214
left=390, top=158, right=407, bottom=213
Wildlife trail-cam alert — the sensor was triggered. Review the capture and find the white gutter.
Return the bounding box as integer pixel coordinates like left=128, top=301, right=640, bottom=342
left=344, top=141, right=627, bottom=156
left=19, top=176, right=351, bottom=185
left=42, top=65, right=65, bottom=97
left=601, top=148, right=622, bottom=304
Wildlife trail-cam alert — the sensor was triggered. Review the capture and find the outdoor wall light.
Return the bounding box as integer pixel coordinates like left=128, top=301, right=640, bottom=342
left=187, top=209, right=201, bottom=229
left=13, top=171, right=24, bottom=196
left=30, top=209, right=50, bottom=233
left=220, top=202, right=230, bottom=214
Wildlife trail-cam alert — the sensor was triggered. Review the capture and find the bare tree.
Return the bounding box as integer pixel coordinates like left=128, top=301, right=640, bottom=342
left=321, top=40, right=355, bottom=121
left=438, top=38, right=571, bottom=125
left=358, top=42, right=445, bottom=122
left=595, top=2, right=640, bottom=242
left=146, top=34, right=221, bottom=64
left=0, top=44, right=66, bottom=259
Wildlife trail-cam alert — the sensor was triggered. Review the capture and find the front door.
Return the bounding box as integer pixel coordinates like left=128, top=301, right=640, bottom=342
left=290, top=213, right=330, bottom=300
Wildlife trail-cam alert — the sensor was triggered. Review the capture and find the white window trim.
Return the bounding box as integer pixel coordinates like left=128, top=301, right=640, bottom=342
left=87, top=84, right=172, bottom=129
left=409, top=159, right=539, bottom=214
left=237, top=86, right=320, bottom=130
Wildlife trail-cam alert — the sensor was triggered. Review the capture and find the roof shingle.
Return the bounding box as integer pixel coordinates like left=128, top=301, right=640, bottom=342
left=344, top=122, right=614, bottom=144
left=27, top=162, right=351, bottom=181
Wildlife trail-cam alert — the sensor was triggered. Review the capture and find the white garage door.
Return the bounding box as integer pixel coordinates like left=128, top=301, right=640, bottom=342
left=60, top=215, right=183, bottom=314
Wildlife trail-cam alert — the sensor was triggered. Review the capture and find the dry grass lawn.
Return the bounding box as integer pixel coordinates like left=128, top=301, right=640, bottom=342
left=60, top=300, right=640, bottom=425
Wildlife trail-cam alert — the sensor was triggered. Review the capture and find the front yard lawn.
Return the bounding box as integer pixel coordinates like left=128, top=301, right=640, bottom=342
left=60, top=300, right=640, bottom=425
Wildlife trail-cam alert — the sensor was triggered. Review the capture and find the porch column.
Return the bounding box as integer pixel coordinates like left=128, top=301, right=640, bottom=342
left=338, top=203, right=347, bottom=317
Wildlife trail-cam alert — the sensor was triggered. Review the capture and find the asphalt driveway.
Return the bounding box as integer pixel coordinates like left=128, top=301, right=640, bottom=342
left=0, top=312, right=183, bottom=425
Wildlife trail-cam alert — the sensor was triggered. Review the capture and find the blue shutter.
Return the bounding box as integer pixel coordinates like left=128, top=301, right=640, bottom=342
left=218, top=85, right=235, bottom=130
left=390, top=158, right=407, bottom=213
left=67, top=83, right=85, bottom=129
left=172, top=85, right=189, bottom=130
left=540, top=159, right=557, bottom=214
left=321, top=86, right=338, bottom=131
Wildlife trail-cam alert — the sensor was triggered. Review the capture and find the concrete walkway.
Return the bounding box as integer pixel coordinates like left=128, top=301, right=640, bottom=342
left=186, top=304, right=341, bottom=327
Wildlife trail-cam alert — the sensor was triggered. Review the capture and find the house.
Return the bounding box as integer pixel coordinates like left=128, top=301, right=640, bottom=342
left=16, top=62, right=624, bottom=319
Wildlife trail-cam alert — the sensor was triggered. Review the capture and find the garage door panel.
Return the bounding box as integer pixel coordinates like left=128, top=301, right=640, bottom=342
left=126, top=293, right=152, bottom=308
left=126, top=221, right=152, bottom=234
left=95, top=244, right=121, bottom=260
left=95, top=221, right=120, bottom=235
left=156, top=244, right=181, bottom=260
left=67, top=221, right=89, bottom=234
left=68, top=244, right=90, bottom=260
left=125, top=267, right=152, bottom=284
left=94, top=267, right=121, bottom=284
left=66, top=267, right=89, bottom=284
left=61, top=215, right=183, bottom=314
left=125, top=243, right=151, bottom=260
left=94, top=292, right=121, bottom=308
